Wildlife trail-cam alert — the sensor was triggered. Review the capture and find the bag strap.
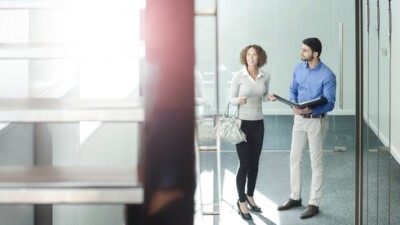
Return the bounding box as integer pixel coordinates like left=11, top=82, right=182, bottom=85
left=225, top=103, right=240, bottom=119
left=234, top=105, right=240, bottom=119
left=224, top=103, right=230, bottom=116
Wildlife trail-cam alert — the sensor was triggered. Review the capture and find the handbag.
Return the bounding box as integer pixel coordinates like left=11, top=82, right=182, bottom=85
left=214, top=104, right=247, bottom=144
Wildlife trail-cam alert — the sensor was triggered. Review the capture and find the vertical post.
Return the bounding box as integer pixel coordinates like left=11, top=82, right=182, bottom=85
left=34, top=125, right=53, bottom=225
left=214, top=0, right=222, bottom=218
left=355, top=0, right=364, bottom=224
left=142, top=0, right=196, bottom=225
left=339, top=22, right=344, bottom=110
left=388, top=1, right=392, bottom=223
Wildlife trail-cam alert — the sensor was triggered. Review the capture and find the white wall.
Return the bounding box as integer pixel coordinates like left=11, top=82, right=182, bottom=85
left=391, top=1, right=400, bottom=162
left=363, top=0, right=398, bottom=163
left=195, top=0, right=356, bottom=115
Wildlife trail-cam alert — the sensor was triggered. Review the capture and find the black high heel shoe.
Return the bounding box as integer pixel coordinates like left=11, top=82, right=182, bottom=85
left=245, top=196, right=262, bottom=212
left=237, top=200, right=252, bottom=220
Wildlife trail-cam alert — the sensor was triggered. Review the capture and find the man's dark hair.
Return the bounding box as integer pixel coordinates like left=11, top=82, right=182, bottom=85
left=303, top=38, right=322, bottom=57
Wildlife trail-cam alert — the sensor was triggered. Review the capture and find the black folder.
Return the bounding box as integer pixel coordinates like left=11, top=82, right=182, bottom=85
left=273, top=94, right=328, bottom=109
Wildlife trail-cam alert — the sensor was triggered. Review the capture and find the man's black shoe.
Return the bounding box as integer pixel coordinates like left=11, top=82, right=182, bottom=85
left=277, top=198, right=302, bottom=211
left=300, top=205, right=319, bottom=219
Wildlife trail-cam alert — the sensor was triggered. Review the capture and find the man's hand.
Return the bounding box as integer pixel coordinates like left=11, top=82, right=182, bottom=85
left=292, top=106, right=312, bottom=115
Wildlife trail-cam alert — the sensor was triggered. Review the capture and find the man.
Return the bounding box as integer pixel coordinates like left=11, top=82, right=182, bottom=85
left=277, top=37, right=336, bottom=219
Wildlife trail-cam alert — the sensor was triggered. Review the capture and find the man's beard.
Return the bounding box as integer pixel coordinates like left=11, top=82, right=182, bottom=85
left=301, top=55, right=313, bottom=61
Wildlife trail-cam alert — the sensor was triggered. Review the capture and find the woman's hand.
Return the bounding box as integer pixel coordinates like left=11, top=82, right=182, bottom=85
left=267, top=94, right=276, bottom=101
left=238, top=96, right=247, bottom=104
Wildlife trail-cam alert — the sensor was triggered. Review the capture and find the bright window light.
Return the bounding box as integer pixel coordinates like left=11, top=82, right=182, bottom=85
left=71, top=7, right=142, bottom=144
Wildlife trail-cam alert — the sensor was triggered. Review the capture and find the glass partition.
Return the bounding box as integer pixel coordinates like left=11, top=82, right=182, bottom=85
left=195, top=0, right=356, bottom=224
left=362, top=0, right=397, bottom=224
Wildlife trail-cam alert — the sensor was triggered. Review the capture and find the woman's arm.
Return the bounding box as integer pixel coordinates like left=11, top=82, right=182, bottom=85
left=229, top=73, right=241, bottom=106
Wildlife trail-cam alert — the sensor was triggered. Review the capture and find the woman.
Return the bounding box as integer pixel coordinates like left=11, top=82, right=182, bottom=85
left=229, top=44, right=274, bottom=220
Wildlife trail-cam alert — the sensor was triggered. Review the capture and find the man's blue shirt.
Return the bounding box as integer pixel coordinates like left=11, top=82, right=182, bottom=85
left=289, top=60, right=336, bottom=115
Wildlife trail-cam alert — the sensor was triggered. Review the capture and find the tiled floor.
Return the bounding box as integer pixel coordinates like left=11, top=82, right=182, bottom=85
left=195, top=150, right=400, bottom=225
left=195, top=150, right=356, bottom=225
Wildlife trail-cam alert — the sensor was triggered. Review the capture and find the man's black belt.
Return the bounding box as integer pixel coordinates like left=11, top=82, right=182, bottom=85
left=302, top=113, right=325, bottom=119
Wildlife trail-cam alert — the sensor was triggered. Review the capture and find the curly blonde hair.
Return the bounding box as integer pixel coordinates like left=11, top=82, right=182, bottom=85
left=240, top=44, right=267, bottom=67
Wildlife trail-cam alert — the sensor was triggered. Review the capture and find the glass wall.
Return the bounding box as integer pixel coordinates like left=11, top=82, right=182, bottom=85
left=195, top=1, right=400, bottom=224
left=362, top=0, right=399, bottom=224
left=195, top=0, right=357, bottom=224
